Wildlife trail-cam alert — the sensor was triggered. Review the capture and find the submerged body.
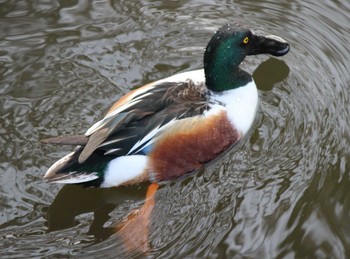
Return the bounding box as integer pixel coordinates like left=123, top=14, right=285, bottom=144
left=43, top=25, right=289, bottom=187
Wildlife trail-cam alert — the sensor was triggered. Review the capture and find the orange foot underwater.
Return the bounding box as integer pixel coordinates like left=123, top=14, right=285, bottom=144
left=116, top=183, right=159, bottom=255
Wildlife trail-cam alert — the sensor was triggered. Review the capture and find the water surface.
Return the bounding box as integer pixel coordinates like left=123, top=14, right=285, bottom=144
left=1, top=0, right=350, bottom=257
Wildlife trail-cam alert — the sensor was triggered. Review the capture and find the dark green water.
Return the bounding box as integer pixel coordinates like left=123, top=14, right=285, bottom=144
left=1, top=0, right=350, bottom=258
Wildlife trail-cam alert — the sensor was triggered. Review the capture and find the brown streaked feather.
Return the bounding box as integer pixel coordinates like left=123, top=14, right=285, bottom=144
left=79, top=112, right=134, bottom=163
left=78, top=128, right=108, bottom=163
left=162, top=79, right=207, bottom=105
left=106, top=82, right=156, bottom=115
left=148, top=110, right=240, bottom=181
left=41, top=135, right=88, bottom=146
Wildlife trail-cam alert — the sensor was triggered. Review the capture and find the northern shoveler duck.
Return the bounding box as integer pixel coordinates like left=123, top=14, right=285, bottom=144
left=42, top=24, right=290, bottom=188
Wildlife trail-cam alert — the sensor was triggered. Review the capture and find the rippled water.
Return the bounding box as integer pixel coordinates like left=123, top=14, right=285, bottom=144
left=1, top=0, right=350, bottom=257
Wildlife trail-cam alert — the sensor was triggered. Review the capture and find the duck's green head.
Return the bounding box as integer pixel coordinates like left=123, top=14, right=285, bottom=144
left=204, top=24, right=290, bottom=92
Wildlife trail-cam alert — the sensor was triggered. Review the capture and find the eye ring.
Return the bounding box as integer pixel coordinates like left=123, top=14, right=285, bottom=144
left=243, top=37, right=249, bottom=44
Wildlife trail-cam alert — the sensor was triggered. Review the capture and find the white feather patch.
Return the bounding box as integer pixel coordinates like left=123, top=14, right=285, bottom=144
left=101, top=155, right=147, bottom=187
left=209, top=80, right=258, bottom=135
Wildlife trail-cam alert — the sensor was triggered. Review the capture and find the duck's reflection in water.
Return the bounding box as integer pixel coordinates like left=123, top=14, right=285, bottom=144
left=47, top=183, right=156, bottom=254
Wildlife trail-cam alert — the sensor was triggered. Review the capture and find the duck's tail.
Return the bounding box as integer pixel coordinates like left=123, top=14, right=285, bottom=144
left=43, top=146, right=109, bottom=186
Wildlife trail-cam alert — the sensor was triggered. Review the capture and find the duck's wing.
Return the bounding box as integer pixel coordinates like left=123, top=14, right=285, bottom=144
left=80, top=80, right=209, bottom=163
left=44, top=79, right=209, bottom=165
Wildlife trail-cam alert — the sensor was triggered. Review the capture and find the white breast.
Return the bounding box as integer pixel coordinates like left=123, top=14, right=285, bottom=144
left=209, top=81, right=259, bottom=135
left=160, top=69, right=258, bottom=135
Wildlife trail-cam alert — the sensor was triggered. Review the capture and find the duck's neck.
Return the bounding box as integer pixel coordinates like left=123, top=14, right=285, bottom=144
left=204, top=65, right=252, bottom=92
left=203, top=41, right=252, bottom=92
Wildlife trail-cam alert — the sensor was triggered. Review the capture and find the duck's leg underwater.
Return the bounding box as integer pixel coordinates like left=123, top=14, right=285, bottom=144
left=116, top=183, right=159, bottom=254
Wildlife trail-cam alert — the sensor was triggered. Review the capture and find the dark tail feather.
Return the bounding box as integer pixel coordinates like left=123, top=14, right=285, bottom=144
left=43, top=146, right=102, bottom=184
left=41, top=135, right=88, bottom=146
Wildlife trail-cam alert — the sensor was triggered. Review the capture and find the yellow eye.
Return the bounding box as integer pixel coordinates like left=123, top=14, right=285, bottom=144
left=243, top=37, right=249, bottom=44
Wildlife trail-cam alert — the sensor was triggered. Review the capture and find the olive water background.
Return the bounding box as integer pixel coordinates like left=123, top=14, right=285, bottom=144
left=1, top=0, right=349, bottom=258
